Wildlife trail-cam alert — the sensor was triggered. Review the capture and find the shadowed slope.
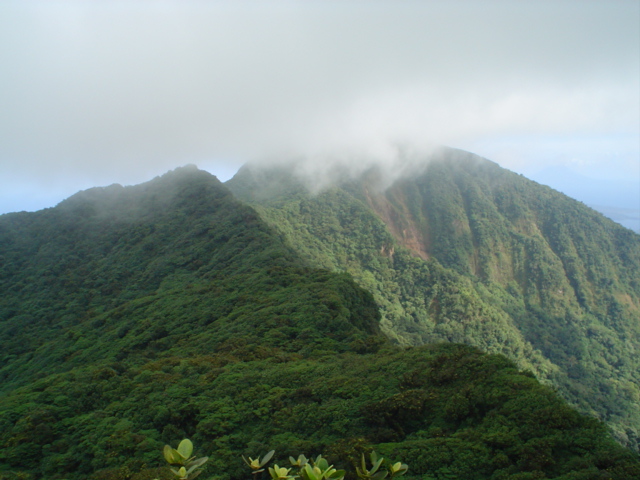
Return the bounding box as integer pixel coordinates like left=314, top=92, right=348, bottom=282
left=0, top=165, right=381, bottom=390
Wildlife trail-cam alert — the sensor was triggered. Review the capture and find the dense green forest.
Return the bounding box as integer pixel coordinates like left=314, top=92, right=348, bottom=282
left=1, top=164, right=639, bottom=479
left=226, top=148, right=640, bottom=451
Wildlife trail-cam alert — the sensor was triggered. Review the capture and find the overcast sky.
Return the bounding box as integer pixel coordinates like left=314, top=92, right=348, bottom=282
left=1, top=0, right=638, bottom=219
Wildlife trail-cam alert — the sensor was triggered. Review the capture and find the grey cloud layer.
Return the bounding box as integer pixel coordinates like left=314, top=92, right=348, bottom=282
left=0, top=1, right=638, bottom=212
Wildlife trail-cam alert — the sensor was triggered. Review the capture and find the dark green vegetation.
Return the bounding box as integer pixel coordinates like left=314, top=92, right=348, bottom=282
left=0, top=166, right=379, bottom=389
left=0, top=163, right=638, bottom=479
left=226, top=148, right=640, bottom=451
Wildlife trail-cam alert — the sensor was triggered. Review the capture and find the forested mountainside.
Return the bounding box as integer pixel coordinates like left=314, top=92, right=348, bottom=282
left=1, top=165, right=639, bottom=480
left=0, top=165, right=380, bottom=391
left=226, top=148, right=640, bottom=451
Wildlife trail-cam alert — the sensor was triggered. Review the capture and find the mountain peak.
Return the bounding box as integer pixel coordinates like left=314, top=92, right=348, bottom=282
left=227, top=150, right=640, bottom=450
left=53, top=164, right=227, bottom=221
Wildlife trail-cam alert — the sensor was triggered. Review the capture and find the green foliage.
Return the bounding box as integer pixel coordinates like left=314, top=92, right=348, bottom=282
left=249, top=449, right=405, bottom=480
left=0, top=163, right=639, bottom=480
left=244, top=450, right=275, bottom=474
left=161, top=439, right=208, bottom=479
left=357, top=452, right=385, bottom=480
left=268, top=464, right=295, bottom=480
left=298, top=456, right=345, bottom=480
left=356, top=451, right=407, bottom=480
left=242, top=448, right=402, bottom=480
left=227, top=150, right=640, bottom=450
left=0, top=167, right=381, bottom=392
left=1, top=340, right=639, bottom=479
left=0, top=167, right=382, bottom=479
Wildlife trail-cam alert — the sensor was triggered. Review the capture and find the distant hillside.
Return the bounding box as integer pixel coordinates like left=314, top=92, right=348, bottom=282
left=1, top=165, right=638, bottom=479
left=227, top=148, right=640, bottom=450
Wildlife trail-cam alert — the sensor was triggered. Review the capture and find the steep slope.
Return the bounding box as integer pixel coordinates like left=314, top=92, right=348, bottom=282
left=0, top=166, right=383, bottom=478
left=0, top=166, right=381, bottom=392
left=226, top=148, right=640, bottom=450
left=1, top=165, right=638, bottom=479
left=0, top=167, right=378, bottom=390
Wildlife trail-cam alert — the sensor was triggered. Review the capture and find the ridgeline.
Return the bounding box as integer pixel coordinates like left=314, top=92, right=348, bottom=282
left=0, top=161, right=638, bottom=479
left=227, top=148, right=640, bottom=451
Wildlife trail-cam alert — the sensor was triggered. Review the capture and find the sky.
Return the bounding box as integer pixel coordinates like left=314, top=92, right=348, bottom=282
left=1, top=1, right=639, bottom=229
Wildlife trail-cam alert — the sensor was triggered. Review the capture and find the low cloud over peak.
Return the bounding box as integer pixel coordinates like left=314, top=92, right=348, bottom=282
left=0, top=1, right=638, bottom=214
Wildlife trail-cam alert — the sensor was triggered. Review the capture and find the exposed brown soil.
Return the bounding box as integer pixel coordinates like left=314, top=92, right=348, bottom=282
left=362, top=186, right=430, bottom=261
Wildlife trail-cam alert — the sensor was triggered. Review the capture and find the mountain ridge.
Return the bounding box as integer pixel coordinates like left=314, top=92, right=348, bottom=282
left=226, top=147, right=640, bottom=449
left=1, top=160, right=639, bottom=479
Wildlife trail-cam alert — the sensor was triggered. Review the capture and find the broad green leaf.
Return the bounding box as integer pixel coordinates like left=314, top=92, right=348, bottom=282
left=164, top=445, right=183, bottom=465
left=290, top=454, right=308, bottom=467
left=187, top=457, right=209, bottom=469
left=370, top=456, right=383, bottom=474
left=328, top=469, right=346, bottom=480
left=261, top=449, right=276, bottom=467
left=177, top=439, right=193, bottom=460
left=390, top=462, right=408, bottom=477
left=315, top=457, right=329, bottom=471
left=371, top=471, right=388, bottom=480
left=302, top=463, right=321, bottom=480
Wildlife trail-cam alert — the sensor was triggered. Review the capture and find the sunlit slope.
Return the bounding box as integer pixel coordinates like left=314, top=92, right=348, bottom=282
left=226, top=148, right=640, bottom=449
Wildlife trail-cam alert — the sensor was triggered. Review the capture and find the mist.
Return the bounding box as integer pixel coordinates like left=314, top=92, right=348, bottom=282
left=0, top=1, right=638, bottom=215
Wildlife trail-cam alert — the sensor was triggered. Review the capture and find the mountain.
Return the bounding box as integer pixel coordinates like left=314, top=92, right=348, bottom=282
left=1, top=163, right=639, bottom=479
left=0, top=165, right=380, bottom=390
left=226, top=147, right=640, bottom=451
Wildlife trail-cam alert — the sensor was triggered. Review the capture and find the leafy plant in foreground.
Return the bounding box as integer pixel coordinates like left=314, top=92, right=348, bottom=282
left=244, top=449, right=275, bottom=475
left=159, top=439, right=209, bottom=480
left=356, top=451, right=407, bottom=480
left=268, top=464, right=295, bottom=480
left=297, top=455, right=345, bottom=480
left=257, top=449, right=405, bottom=480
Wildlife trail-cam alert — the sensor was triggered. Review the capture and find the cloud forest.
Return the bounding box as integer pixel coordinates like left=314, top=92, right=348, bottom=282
left=1, top=149, right=639, bottom=480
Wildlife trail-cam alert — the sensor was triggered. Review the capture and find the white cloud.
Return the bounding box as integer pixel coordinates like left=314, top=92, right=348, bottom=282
left=0, top=0, right=638, bottom=213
